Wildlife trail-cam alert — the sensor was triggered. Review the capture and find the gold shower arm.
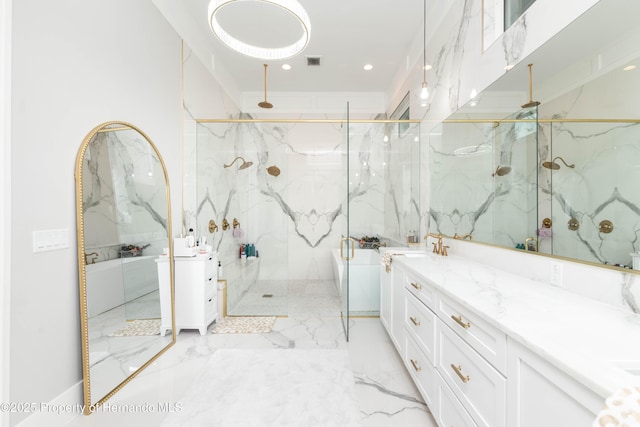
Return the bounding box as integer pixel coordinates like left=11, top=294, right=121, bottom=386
left=552, top=156, right=575, bottom=168
left=224, top=156, right=245, bottom=168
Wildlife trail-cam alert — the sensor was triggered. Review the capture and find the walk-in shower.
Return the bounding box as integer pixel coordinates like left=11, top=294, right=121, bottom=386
left=195, top=116, right=420, bottom=338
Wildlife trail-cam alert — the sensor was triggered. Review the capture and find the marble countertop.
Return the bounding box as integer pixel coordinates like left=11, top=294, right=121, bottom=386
left=393, top=253, right=640, bottom=398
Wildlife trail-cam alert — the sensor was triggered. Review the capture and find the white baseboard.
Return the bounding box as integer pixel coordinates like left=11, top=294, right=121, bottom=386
left=15, top=381, right=84, bottom=427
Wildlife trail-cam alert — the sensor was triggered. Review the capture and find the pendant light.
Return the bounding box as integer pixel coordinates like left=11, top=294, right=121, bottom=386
left=258, top=64, right=273, bottom=109
left=420, top=0, right=429, bottom=102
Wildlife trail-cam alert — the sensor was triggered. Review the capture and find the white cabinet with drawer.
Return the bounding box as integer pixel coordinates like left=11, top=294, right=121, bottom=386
left=404, top=289, right=437, bottom=364
left=507, top=338, right=601, bottom=427
left=158, top=252, right=218, bottom=336
left=437, top=295, right=507, bottom=375
left=437, top=320, right=506, bottom=427
left=404, top=331, right=437, bottom=409
left=434, top=369, right=478, bottom=427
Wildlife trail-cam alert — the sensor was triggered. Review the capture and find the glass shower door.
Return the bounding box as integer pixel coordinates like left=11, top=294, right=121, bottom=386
left=340, top=103, right=353, bottom=341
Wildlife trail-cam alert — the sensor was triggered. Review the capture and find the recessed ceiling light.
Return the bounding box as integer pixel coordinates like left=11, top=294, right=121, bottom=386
left=423, top=65, right=432, bottom=71
left=504, top=64, right=515, bottom=70
left=364, top=64, right=373, bottom=71
left=623, top=65, right=637, bottom=71
left=282, top=64, right=292, bottom=70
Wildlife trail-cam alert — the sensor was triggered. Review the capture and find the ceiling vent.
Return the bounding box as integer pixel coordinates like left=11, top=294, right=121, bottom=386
left=306, top=56, right=321, bottom=66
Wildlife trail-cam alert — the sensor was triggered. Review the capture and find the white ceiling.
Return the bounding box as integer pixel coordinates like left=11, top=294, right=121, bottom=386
left=153, top=0, right=425, bottom=95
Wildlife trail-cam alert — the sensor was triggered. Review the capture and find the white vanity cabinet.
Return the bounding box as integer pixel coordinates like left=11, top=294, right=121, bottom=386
left=379, top=262, right=391, bottom=333
left=385, top=258, right=605, bottom=427
left=506, top=338, right=601, bottom=427
left=390, top=263, right=407, bottom=354
left=157, top=252, right=218, bottom=336
left=175, top=252, right=218, bottom=335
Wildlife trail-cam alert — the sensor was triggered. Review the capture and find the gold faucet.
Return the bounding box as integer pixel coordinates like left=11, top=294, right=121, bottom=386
left=84, top=252, right=98, bottom=265
left=453, top=233, right=473, bottom=240
left=525, top=237, right=539, bottom=252
left=424, top=233, right=448, bottom=256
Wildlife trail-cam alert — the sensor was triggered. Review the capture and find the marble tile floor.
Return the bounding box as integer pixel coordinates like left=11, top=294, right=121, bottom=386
left=65, top=280, right=436, bottom=427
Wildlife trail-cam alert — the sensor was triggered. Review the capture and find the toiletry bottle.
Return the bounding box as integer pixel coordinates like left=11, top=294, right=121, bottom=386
left=239, top=244, right=245, bottom=259
left=187, top=228, right=195, bottom=247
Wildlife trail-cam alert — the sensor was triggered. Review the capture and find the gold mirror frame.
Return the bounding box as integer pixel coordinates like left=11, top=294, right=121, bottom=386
left=74, top=121, right=175, bottom=414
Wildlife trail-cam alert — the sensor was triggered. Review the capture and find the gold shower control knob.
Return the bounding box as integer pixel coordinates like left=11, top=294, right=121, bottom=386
left=599, top=220, right=613, bottom=234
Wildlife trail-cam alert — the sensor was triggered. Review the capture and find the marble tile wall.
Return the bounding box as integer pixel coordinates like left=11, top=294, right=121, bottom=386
left=194, top=120, right=420, bottom=311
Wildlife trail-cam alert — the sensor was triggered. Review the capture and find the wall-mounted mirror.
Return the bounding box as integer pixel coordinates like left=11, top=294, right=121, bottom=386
left=75, top=121, right=175, bottom=413
left=430, top=0, right=640, bottom=271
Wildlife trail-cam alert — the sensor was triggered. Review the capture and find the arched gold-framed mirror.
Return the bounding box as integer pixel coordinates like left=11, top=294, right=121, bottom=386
left=74, top=121, right=175, bottom=414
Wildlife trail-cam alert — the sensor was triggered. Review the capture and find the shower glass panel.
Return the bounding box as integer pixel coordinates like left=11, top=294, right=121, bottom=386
left=196, top=117, right=420, bottom=331
left=493, top=106, right=539, bottom=250
left=340, top=103, right=351, bottom=340
left=430, top=108, right=538, bottom=247
left=196, top=120, right=290, bottom=317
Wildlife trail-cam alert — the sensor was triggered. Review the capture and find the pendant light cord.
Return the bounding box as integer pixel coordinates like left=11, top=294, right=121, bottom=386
left=423, top=0, right=426, bottom=83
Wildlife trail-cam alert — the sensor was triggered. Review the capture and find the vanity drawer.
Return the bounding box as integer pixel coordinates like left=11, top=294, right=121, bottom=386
left=404, top=331, right=436, bottom=410
left=204, top=255, right=216, bottom=278
left=437, top=295, right=506, bottom=374
left=437, top=321, right=506, bottom=427
left=404, top=289, right=437, bottom=365
left=435, top=370, right=478, bottom=427
left=204, top=293, right=216, bottom=317
left=404, top=271, right=437, bottom=311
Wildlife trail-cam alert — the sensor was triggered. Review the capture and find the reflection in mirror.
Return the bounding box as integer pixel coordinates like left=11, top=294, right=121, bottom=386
left=75, top=122, right=175, bottom=413
left=430, top=0, right=640, bottom=272
left=429, top=107, right=538, bottom=248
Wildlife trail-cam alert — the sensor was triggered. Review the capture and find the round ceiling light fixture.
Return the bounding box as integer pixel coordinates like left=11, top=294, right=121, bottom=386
left=208, top=0, right=311, bottom=60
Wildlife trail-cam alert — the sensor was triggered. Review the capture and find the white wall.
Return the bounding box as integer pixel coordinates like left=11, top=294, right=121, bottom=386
left=1, top=0, right=12, bottom=426
left=9, top=1, right=182, bottom=425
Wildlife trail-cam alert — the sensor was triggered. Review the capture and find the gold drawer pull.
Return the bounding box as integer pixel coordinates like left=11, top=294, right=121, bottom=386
left=410, top=359, right=421, bottom=372
left=410, top=282, right=422, bottom=290
left=409, top=316, right=421, bottom=326
left=451, top=364, right=470, bottom=383
left=451, top=314, right=471, bottom=329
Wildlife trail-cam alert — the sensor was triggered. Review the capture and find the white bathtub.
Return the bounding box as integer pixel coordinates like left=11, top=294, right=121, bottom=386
left=85, top=255, right=158, bottom=317
left=330, top=249, right=380, bottom=315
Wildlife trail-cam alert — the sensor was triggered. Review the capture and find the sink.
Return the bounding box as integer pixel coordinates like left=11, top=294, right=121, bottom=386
left=610, top=360, right=640, bottom=376
left=403, top=253, right=428, bottom=258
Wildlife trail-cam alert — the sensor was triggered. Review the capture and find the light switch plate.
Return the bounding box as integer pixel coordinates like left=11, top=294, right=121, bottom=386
left=33, top=229, right=69, bottom=253
left=550, top=261, right=563, bottom=287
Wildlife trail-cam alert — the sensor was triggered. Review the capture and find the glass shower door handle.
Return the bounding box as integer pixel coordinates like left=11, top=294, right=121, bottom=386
left=340, top=237, right=355, bottom=261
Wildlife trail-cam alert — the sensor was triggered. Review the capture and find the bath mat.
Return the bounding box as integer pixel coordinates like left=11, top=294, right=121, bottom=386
left=160, top=349, right=362, bottom=427
left=211, top=316, right=276, bottom=334
left=108, top=318, right=161, bottom=337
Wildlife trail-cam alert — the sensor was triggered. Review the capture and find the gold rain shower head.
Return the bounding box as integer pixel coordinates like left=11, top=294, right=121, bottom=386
left=521, top=64, right=541, bottom=109
left=492, top=165, right=512, bottom=176
left=258, top=64, right=273, bottom=109
left=542, top=156, right=575, bottom=170
left=224, top=156, right=253, bottom=170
